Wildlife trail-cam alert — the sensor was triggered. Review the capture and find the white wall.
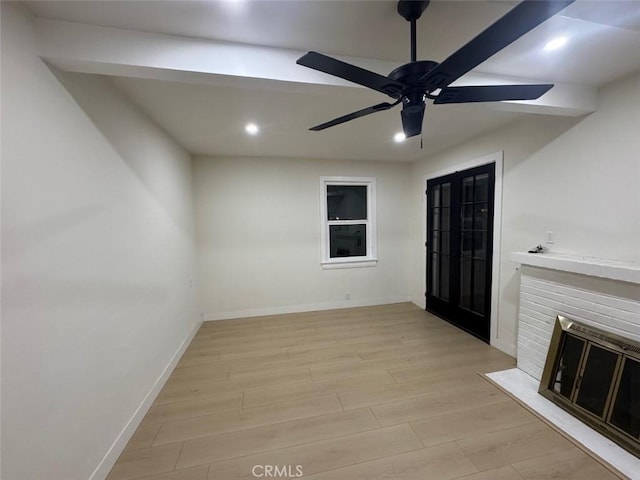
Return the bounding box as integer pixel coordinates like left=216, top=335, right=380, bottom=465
left=1, top=3, right=199, bottom=479
left=194, top=156, right=412, bottom=320
left=410, top=72, right=640, bottom=356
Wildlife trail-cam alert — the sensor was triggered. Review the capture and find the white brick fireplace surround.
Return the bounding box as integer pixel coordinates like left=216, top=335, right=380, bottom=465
left=487, top=253, right=640, bottom=479
left=511, top=252, right=640, bottom=381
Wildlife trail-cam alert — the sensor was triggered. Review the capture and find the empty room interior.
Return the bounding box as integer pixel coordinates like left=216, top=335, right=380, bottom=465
left=2, top=0, right=640, bottom=479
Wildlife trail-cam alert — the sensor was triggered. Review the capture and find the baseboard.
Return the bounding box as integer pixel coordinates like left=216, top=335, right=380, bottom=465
left=88, top=318, right=202, bottom=480
left=204, top=296, right=412, bottom=321
left=413, top=297, right=426, bottom=310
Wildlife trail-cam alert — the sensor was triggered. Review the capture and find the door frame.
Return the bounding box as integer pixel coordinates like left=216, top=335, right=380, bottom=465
left=422, top=151, right=505, bottom=352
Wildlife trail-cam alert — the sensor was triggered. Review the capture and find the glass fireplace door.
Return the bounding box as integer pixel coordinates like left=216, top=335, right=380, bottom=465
left=540, top=317, right=640, bottom=457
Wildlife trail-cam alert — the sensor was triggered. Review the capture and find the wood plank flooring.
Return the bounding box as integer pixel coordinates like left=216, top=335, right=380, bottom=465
left=107, top=303, right=622, bottom=480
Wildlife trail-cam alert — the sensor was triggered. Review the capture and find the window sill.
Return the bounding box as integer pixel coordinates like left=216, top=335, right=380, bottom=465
left=321, top=258, right=378, bottom=270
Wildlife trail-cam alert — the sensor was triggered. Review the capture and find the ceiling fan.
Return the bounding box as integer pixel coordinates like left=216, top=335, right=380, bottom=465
left=297, top=0, right=574, bottom=138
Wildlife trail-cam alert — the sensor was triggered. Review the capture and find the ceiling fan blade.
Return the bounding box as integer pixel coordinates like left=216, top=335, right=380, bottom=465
left=401, top=104, right=426, bottom=138
left=310, top=101, right=400, bottom=131
left=297, top=51, right=406, bottom=98
left=422, top=0, right=574, bottom=89
left=433, top=84, right=553, bottom=104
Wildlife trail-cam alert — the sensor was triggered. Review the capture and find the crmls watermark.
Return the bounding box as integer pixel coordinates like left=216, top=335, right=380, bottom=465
left=251, top=465, right=303, bottom=478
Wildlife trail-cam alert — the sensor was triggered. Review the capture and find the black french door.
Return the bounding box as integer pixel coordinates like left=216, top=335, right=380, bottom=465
left=426, top=163, right=495, bottom=342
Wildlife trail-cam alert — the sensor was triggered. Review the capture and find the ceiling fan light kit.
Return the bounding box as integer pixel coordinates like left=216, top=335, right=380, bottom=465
left=297, top=0, right=575, bottom=139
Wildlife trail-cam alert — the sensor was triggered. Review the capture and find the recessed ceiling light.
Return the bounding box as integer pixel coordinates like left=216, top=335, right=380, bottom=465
left=245, top=123, right=259, bottom=135
left=544, top=36, right=567, bottom=51
left=394, top=132, right=406, bottom=143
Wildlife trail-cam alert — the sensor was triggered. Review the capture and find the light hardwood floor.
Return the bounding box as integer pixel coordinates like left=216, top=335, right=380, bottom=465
left=107, top=303, right=622, bottom=480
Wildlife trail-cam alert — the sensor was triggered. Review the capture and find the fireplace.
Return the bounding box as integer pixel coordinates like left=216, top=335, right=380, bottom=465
left=539, top=315, right=640, bottom=458
left=503, top=252, right=640, bottom=476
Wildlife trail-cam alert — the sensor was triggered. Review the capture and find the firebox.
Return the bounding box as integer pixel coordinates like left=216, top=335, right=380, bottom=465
left=539, top=316, right=640, bottom=458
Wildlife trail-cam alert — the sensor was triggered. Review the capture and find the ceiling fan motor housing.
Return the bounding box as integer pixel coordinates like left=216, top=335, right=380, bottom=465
left=389, top=60, right=439, bottom=92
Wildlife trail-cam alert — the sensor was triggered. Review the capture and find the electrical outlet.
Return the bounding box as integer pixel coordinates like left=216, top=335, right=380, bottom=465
left=546, top=231, right=555, bottom=244
left=345, top=292, right=351, bottom=300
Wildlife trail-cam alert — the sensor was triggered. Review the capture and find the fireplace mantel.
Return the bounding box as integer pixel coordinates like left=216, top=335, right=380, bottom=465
left=511, top=252, right=640, bottom=285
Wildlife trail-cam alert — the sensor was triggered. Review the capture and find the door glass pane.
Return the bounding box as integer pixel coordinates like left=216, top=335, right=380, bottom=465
left=610, top=358, right=640, bottom=438
left=575, top=345, right=618, bottom=418
left=440, top=255, right=450, bottom=301
left=473, top=260, right=486, bottom=314
left=460, top=258, right=472, bottom=309
left=327, top=186, right=367, bottom=220
left=462, top=177, right=474, bottom=203
left=552, top=334, right=585, bottom=399
left=462, top=205, right=473, bottom=230
left=441, top=231, right=450, bottom=255
left=432, top=185, right=440, bottom=207
left=431, top=253, right=439, bottom=296
left=441, top=183, right=451, bottom=207
left=329, top=224, right=366, bottom=257
left=474, top=173, right=489, bottom=202
left=474, top=203, right=488, bottom=231
left=431, top=231, right=439, bottom=253
left=433, top=207, right=440, bottom=231
left=461, top=231, right=472, bottom=257
left=474, top=231, right=487, bottom=259
left=441, top=207, right=450, bottom=230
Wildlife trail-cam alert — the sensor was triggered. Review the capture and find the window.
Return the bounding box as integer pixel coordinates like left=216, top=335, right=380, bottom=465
left=320, top=177, right=377, bottom=268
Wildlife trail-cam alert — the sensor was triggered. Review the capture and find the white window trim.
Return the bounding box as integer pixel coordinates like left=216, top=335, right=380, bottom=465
left=320, top=176, right=377, bottom=269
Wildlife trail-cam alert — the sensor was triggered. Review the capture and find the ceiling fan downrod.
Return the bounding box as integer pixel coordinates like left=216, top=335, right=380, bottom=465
left=411, top=18, right=416, bottom=62
left=397, top=0, right=430, bottom=62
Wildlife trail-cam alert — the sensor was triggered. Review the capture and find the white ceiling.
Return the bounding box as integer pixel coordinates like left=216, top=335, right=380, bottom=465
left=109, top=75, right=525, bottom=161
left=27, top=0, right=640, bottom=161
